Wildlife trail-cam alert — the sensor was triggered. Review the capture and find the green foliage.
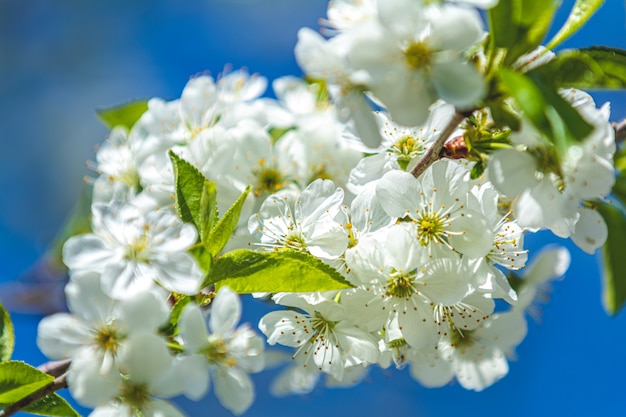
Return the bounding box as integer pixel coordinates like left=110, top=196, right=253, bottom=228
left=160, top=296, right=192, bottom=337
left=204, top=249, right=353, bottom=293
left=530, top=47, right=626, bottom=90
left=0, top=361, right=53, bottom=405
left=205, top=186, right=251, bottom=258
left=547, top=0, right=606, bottom=50
left=0, top=361, right=80, bottom=417
left=487, top=0, right=560, bottom=67
left=169, top=151, right=218, bottom=240
left=597, top=202, right=626, bottom=315
left=0, top=302, right=14, bottom=362
left=96, top=99, right=148, bottom=130
left=20, top=393, right=81, bottom=417
left=498, top=68, right=593, bottom=150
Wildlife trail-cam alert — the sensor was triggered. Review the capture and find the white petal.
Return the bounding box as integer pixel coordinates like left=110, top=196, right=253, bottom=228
left=118, top=290, right=170, bottom=333
left=144, top=399, right=187, bottom=417
left=180, top=304, right=210, bottom=352
left=63, top=235, right=115, bottom=272
left=37, top=315, right=91, bottom=360
left=376, top=170, right=422, bottom=218
left=334, top=322, right=380, bottom=365
left=523, top=246, right=570, bottom=285
left=571, top=207, right=608, bottom=254
left=171, top=356, right=210, bottom=401
left=68, top=349, right=121, bottom=407
left=210, top=287, right=241, bottom=336
left=431, top=56, right=486, bottom=110
left=214, top=367, right=254, bottom=415
left=120, top=332, right=173, bottom=384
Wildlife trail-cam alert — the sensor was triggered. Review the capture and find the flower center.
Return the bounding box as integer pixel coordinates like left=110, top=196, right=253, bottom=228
left=386, top=271, right=417, bottom=299
left=391, top=135, right=424, bottom=170
left=119, top=380, right=151, bottom=411
left=93, top=323, right=125, bottom=355
left=405, top=42, right=433, bottom=70
left=201, top=337, right=236, bottom=367
left=253, top=159, right=286, bottom=197
left=125, top=234, right=150, bottom=262
left=283, top=231, right=307, bottom=251
left=416, top=212, right=446, bottom=246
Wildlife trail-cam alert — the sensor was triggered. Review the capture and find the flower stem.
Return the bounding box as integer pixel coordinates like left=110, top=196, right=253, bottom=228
left=410, top=110, right=466, bottom=178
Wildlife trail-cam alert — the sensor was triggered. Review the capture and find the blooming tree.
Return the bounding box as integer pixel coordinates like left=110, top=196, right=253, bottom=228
left=3, top=0, right=626, bottom=416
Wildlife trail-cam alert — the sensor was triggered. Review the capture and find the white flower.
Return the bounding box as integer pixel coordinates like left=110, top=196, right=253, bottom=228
left=294, top=27, right=382, bottom=148
left=248, top=179, right=348, bottom=259
left=489, top=90, right=615, bottom=253
left=63, top=201, right=202, bottom=299
left=37, top=271, right=170, bottom=385
left=347, top=101, right=457, bottom=194
left=409, top=311, right=527, bottom=391
left=177, top=287, right=264, bottom=415
left=376, top=160, right=493, bottom=259
left=347, top=3, right=486, bottom=126
left=74, top=332, right=185, bottom=416
left=259, top=293, right=380, bottom=381
left=514, top=246, right=570, bottom=318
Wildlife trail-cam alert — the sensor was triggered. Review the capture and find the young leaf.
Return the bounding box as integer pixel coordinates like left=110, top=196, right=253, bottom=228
left=597, top=202, right=626, bottom=315
left=160, top=296, right=192, bottom=337
left=529, top=47, right=626, bottom=90
left=205, top=186, right=251, bottom=258
left=0, top=302, right=14, bottom=362
left=200, top=181, right=219, bottom=244
left=0, top=361, right=53, bottom=405
left=21, top=393, right=81, bottom=417
left=169, top=151, right=217, bottom=238
left=96, top=99, right=148, bottom=130
left=546, top=0, right=606, bottom=50
left=204, top=249, right=353, bottom=293
left=488, top=0, right=560, bottom=66
left=498, top=69, right=593, bottom=147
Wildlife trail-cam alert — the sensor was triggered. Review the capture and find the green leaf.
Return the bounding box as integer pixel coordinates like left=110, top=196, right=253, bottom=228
left=159, top=296, right=192, bottom=337
left=597, top=202, right=626, bottom=315
left=0, top=302, right=14, bottom=362
left=0, top=361, right=53, bottom=405
left=488, top=0, right=560, bottom=66
left=547, top=0, right=606, bottom=50
left=498, top=69, right=593, bottom=147
left=529, top=47, right=626, bottom=90
left=498, top=69, right=552, bottom=136
left=21, top=393, right=81, bottom=417
left=204, top=249, right=353, bottom=293
left=96, top=99, right=148, bottom=130
left=205, top=186, right=251, bottom=258
left=169, top=151, right=217, bottom=238
left=190, top=244, right=213, bottom=275
left=200, top=181, right=219, bottom=244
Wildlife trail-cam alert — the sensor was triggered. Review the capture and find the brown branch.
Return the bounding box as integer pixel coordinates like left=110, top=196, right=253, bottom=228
left=613, top=119, right=626, bottom=143
left=410, top=111, right=467, bottom=178
left=0, top=373, right=68, bottom=417
left=37, top=359, right=72, bottom=378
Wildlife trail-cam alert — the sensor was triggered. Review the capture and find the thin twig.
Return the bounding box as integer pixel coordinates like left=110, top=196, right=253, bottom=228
left=37, top=359, right=72, bottom=378
left=613, top=119, right=626, bottom=143
left=0, top=373, right=68, bottom=417
left=410, top=111, right=467, bottom=178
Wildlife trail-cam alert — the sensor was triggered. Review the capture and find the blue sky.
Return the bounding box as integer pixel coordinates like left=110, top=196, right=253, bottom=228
left=1, top=1, right=626, bottom=416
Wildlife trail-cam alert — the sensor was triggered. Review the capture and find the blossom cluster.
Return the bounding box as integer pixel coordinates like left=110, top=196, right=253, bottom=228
left=33, top=0, right=619, bottom=415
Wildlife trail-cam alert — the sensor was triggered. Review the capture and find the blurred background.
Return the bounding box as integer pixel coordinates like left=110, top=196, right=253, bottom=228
left=1, top=0, right=626, bottom=416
